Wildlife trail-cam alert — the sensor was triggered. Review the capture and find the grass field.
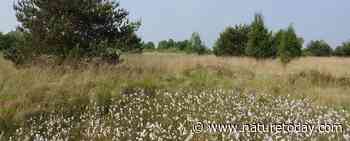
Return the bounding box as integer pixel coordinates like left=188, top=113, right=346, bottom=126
left=0, top=53, right=350, bottom=140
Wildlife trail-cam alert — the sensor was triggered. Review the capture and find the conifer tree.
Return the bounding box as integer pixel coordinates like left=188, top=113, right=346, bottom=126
left=245, top=13, right=276, bottom=59
left=277, top=25, right=303, bottom=67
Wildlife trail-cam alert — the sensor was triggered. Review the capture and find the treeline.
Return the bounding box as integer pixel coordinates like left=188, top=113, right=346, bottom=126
left=141, top=13, right=350, bottom=59
left=0, top=0, right=350, bottom=66
left=141, top=32, right=211, bottom=54
left=213, top=13, right=350, bottom=59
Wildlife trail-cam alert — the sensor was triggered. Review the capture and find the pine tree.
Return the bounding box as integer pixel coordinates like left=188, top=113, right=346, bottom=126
left=188, top=32, right=207, bottom=55
left=213, top=24, right=250, bottom=56
left=245, top=13, right=276, bottom=59
left=14, top=0, right=140, bottom=59
left=278, top=25, right=303, bottom=67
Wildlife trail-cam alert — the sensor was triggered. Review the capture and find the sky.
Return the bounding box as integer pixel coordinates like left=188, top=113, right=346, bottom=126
left=1, top=0, right=349, bottom=48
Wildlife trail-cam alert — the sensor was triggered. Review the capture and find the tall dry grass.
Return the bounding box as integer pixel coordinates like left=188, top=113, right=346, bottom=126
left=129, top=53, right=350, bottom=74
left=125, top=53, right=350, bottom=104
left=1, top=53, right=350, bottom=127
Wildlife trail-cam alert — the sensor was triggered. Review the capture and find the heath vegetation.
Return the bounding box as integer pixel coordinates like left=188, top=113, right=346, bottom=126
left=0, top=0, right=350, bottom=140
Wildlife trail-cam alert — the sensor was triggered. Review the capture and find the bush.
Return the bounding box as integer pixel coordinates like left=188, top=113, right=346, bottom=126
left=304, top=40, right=333, bottom=56
left=213, top=24, right=250, bottom=56
left=334, top=41, right=350, bottom=57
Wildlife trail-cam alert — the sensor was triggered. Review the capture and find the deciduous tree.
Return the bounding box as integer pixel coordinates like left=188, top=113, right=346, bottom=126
left=304, top=40, right=333, bottom=56
left=334, top=41, right=350, bottom=57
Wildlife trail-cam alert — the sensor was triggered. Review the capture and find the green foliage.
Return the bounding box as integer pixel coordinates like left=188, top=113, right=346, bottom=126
left=99, top=42, right=122, bottom=64
left=334, top=41, right=350, bottom=57
left=0, top=32, right=18, bottom=51
left=213, top=24, right=250, bottom=56
left=272, top=30, right=284, bottom=51
left=277, top=25, right=303, bottom=66
left=157, top=39, right=176, bottom=50
left=14, top=0, right=140, bottom=61
left=156, top=39, right=185, bottom=53
left=156, top=33, right=210, bottom=55
left=304, top=40, right=333, bottom=56
left=0, top=33, right=3, bottom=58
left=245, top=13, right=276, bottom=59
left=120, top=33, right=143, bottom=53
left=0, top=31, right=32, bottom=65
left=142, top=41, right=156, bottom=51
left=175, top=40, right=190, bottom=51
left=187, top=32, right=209, bottom=55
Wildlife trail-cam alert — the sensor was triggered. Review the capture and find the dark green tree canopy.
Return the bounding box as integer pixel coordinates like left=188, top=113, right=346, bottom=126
left=142, top=41, right=156, bottom=50
left=0, top=32, right=16, bottom=51
left=214, top=24, right=250, bottom=56
left=157, top=40, right=173, bottom=50
left=277, top=25, right=303, bottom=65
left=273, top=30, right=285, bottom=50
left=155, top=39, right=191, bottom=53
left=0, top=30, right=31, bottom=64
left=188, top=32, right=208, bottom=55
left=245, top=13, right=276, bottom=59
left=156, top=34, right=208, bottom=54
left=304, top=40, right=333, bottom=56
left=14, top=0, right=140, bottom=58
left=175, top=40, right=190, bottom=51
left=334, top=41, right=350, bottom=57
left=0, top=31, right=25, bottom=51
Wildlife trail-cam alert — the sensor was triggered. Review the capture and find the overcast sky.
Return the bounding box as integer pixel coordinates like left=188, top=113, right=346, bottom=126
left=1, top=0, right=349, bottom=47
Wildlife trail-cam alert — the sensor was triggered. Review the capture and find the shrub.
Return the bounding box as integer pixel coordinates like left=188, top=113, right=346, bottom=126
left=213, top=24, right=250, bottom=56
left=304, top=40, right=333, bottom=56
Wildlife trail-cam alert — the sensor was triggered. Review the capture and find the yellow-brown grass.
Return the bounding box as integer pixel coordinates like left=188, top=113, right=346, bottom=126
left=1, top=53, right=350, bottom=120
left=127, top=53, right=350, bottom=76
